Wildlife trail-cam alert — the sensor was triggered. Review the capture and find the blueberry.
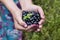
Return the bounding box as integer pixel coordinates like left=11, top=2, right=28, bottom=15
left=22, top=11, right=41, bottom=26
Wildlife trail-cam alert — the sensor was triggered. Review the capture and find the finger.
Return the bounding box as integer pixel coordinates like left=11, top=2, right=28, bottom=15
left=37, top=6, right=45, bottom=25
left=37, top=29, right=40, bottom=31
left=26, top=24, right=35, bottom=30
left=39, top=25, right=42, bottom=29
left=13, top=11, right=27, bottom=28
left=14, top=19, right=26, bottom=31
left=13, top=14, right=27, bottom=28
left=27, top=25, right=39, bottom=32
left=35, top=28, right=40, bottom=32
left=35, top=25, right=42, bottom=32
left=39, top=19, right=45, bottom=25
left=37, top=6, right=45, bottom=19
left=27, top=29, right=33, bottom=32
left=15, top=15, right=27, bottom=27
left=26, top=24, right=38, bottom=30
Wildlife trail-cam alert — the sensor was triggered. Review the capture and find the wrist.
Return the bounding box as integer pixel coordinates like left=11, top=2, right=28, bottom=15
left=2, top=0, right=21, bottom=14
left=19, top=0, right=33, bottom=10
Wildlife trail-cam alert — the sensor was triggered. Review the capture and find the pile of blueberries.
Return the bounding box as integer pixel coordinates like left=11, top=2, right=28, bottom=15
left=22, top=11, right=41, bottom=26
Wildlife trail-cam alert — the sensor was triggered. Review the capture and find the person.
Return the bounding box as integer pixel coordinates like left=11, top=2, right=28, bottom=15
left=0, top=0, right=45, bottom=40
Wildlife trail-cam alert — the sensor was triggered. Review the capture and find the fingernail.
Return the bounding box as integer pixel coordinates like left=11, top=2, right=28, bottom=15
left=37, top=29, right=40, bottom=31
left=39, top=25, right=42, bottom=28
left=39, top=22, right=41, bottom=25
left=24, top=25, right=27, bottom=27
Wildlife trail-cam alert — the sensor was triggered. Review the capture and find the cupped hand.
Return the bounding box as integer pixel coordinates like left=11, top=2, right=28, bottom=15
left=21, top=4, right=45, bottom=32
left=11, top=8, right=35, bottom=31
left=0, top=0, right=35, bottom=31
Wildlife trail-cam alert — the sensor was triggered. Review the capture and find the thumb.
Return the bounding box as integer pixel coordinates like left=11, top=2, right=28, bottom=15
left=14, top=19, right=26, bottom=31
left=14, top=14, right=27, bottom=27
left=17, top=18, right=27, bottom=27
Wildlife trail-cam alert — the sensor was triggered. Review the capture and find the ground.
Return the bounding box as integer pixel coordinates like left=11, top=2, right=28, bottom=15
left=24, top=0, right=60, bottom=40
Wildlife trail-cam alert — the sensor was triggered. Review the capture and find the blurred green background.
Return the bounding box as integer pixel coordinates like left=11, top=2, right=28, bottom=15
left=23, top=0, right=60, bottom=40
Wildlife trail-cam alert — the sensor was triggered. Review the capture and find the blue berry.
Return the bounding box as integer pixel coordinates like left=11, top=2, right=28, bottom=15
left=22, top=11, right=41, bottom=26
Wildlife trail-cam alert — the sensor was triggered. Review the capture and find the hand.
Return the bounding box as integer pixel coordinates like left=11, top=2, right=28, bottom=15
left=1, top=0, right=34, bottom=31
left=13, top=12, right=37, bottom=31
left=14, top=18, right=26, bottom=31
left=20, top=3, right=45, bottom=32
left=28, top=5, right=45, bottom=32
left=13, top=10, right=27, bottom=27
left=3, top=0, right=28, bottom=31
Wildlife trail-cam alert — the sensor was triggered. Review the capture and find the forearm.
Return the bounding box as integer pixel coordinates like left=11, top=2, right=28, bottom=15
left=19, top=0, right=33, bottom=10
left=20, top=0, right=33, bottom=4
left=1, top=0, right=21, bottom=15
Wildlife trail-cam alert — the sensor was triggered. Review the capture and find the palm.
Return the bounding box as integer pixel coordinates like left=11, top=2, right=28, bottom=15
left=22, top=5, right=45, bottom=32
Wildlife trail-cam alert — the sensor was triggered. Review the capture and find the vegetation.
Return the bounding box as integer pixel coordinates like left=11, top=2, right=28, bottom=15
left=24, top=0, right=60, bottom=40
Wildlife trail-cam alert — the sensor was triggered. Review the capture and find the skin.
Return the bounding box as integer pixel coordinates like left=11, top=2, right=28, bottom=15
left=19, top=0, right=45, bottom=32
left=0, top=0, right=27, bottom=31
left=0, top=0, right=45, bottom=32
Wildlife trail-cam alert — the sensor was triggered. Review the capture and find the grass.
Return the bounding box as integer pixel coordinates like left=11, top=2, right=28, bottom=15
left=23, top=0, right=60, bottom=40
